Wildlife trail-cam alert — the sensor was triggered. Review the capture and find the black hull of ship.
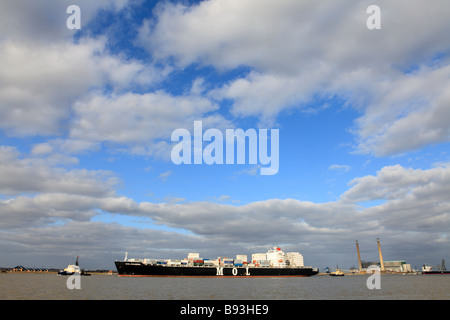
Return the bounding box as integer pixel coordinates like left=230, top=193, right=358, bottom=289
left=422, top=270, right=450, bottom=275
left=115, top=261, right=318, bottom=277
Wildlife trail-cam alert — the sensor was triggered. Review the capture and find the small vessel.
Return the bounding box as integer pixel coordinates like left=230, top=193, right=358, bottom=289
left=329, top=266, right=345, bottom=276
left=57, top=256, right=90, bottom=276
left=421, top=265, right=450, bottom=275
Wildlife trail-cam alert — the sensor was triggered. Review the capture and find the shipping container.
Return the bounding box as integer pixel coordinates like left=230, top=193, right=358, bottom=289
left=236, top=255, right=248, bottom=262
left=234, top=259, right=243, bottom=267
left=203, top=260, right=214, bottom=266
left=256, top=260, right=270, bottom=266
left=188, top=253, right=200, bottom=259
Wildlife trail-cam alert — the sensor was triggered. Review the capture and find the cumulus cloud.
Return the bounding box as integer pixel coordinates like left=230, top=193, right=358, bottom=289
left=0, top=1, right=231, bottom=156
left=0, top=146, right=118, bottom=196
left=0, top=37, right=159, bottom=137
left=0, top=1, right=168, bottom=141
left=353, top=64, right=450, bottom=155
left=0, top=0, right=129, bottom=42
left=70, top=91, right=228, bottom=146
left=340, top=164, right=450, bottom=237
left=0, top=156, right=448, bottom=267
left=141, top=0, right=450, bottom=154
left=342, top=164, right=450, bottom=204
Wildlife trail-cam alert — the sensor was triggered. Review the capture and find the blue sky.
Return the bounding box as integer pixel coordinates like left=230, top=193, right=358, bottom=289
left=1, top=0, right=450, bottom=271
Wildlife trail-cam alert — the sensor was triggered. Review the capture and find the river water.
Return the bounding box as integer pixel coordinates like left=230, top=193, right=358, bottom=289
left=1, top=273, right=449, bottom=300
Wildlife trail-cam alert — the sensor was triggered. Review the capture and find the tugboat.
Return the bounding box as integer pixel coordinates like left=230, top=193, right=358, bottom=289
left=58, top=256, right=90, bottom=276
left=329, top=266, right=345, bottom=276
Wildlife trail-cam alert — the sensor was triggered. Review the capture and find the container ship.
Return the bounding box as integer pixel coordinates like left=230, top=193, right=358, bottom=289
left=115, top=247, right=319, bottom=277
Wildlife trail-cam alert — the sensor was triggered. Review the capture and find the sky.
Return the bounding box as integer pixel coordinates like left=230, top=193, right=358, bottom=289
left=0, top=0, right=449, bottom=271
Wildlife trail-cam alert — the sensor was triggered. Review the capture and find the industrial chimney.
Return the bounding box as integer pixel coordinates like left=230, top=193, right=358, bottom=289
left=355, top=240, right=362, bottom=272
left=377, top=238, right=385, bottom=272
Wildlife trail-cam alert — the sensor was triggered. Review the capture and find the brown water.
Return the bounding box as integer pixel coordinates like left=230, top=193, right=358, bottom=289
left=1, top=273, right=449, bottom=300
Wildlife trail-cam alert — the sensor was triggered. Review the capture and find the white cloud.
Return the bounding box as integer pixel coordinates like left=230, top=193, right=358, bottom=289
left=329, top=164, right=350, bottom=172
left=342, top=164, right=450, bottom=204
left=141, top=0, right=450, bottom=155
left=32, top=139, right=100, bottom=156
left=0, top=2, right=166, bottom=139
left=138, top=161, right=450, bottom=240
left=71, top=91, right=218, bottom=143
left=0, top=37, right=158, bottom=137
left=353, top=65, right=450, bottom=156
left=69, top=90, right=233, bottom=157
left=0, top=146, right=117, bottom=196
left=0, top=194, right=98, bottom=229
left=0, top=0, right=130, bottom=42
left=157, top=170, right=172, bottom=182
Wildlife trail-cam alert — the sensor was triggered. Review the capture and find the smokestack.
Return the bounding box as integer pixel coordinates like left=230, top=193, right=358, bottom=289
left=377, top=238, right=385, bottom=272
left=355, top=240, right=362, bottom=271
